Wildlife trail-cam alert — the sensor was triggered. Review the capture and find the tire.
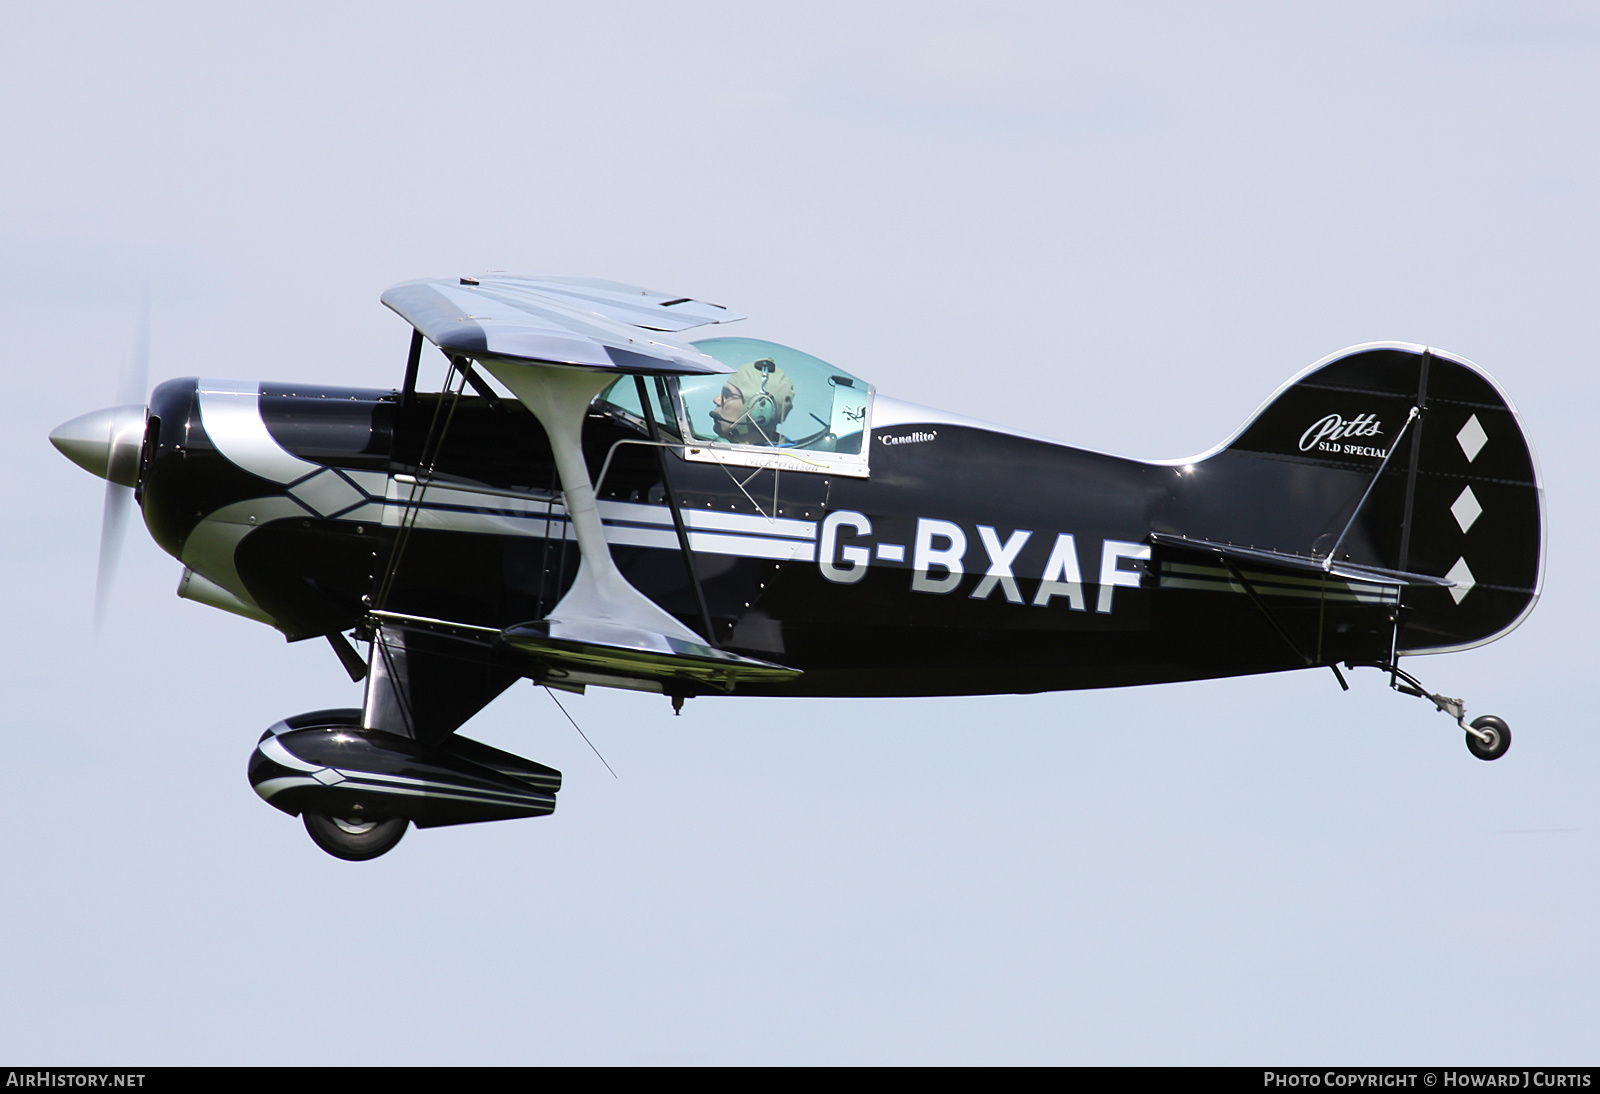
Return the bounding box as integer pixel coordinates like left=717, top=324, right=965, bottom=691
left=1465, top=715, right=1511, bottom=761
left=303, top=812, right=409, bottom=861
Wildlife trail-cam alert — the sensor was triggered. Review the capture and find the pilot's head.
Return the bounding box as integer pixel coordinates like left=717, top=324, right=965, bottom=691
left=711, top=359, right=794, bottom=444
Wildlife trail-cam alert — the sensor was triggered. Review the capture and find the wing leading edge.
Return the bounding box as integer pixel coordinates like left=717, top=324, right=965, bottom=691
left=381, top=274, right=742, bottom=375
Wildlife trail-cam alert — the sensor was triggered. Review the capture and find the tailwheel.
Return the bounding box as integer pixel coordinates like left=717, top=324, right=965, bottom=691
left=303, top=812, right=409, bottom=861
left=1352, top=662, right=1515, bottom=762
left=1465, top=715, right=1511, bottom=762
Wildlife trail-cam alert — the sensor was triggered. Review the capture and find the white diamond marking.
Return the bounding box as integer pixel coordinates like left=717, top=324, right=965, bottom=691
left=1451, top=486, right=1482, bottom=533
left=289, top=468, right=367, bottom=518
left=1456, top=414, right=1487, bottom=462
left=1445, top=557, right=1475, bottom=604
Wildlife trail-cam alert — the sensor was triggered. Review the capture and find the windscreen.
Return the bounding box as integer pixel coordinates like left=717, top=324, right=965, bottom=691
left=677, top=337, right=869, bottom=455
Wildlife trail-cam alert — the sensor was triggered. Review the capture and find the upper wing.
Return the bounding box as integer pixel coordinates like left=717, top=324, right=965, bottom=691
left=381, top=274, right=743, bottom=375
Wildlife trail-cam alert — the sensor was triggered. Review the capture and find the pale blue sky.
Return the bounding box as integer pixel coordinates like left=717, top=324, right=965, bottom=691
left=3, top=1, right=1596, bottom=1063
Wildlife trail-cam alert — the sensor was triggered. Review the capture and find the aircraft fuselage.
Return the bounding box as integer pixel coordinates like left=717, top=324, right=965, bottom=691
left=140, top=377, right=1404, bottom=698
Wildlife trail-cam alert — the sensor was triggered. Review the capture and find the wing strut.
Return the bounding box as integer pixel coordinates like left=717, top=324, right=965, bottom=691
left=634, top=374, right=718, bottom=647
left=401, top=328, right=424, bottom=409
left=374, top=357, right=469, bottom=611
left=479, top=358, right=797, bottom=692
left=479, top=362, right=698, bottom=639
left=457, top=357, right=506, bottom=412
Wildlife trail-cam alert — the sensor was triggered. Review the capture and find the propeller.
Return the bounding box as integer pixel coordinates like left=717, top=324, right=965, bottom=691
left=94, top=303, right=150, bottom=627
left=47, top=301, right=152, bottom=629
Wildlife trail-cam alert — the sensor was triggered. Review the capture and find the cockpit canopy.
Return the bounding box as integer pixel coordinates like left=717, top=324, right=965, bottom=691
left=599, top=337, right=873, bottom=476
left=681, top=338, right=869, bottom=455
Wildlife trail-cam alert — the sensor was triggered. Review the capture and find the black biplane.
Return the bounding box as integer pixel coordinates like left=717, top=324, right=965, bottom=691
left=50, top=275, right=1543, bottom=860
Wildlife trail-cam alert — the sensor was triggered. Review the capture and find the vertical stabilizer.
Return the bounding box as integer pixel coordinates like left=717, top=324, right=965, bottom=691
left=1184, top=344, right=1541, bottom=654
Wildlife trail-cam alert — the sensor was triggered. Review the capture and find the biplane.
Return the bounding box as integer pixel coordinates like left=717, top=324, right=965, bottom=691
left=50, top=275, right=1543, bottom=859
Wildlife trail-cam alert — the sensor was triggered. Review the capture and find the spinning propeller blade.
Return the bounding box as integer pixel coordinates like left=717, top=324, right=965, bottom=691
left=95, top=478, right=133, bottom=628
left=92, top=302, right=149, bottom=628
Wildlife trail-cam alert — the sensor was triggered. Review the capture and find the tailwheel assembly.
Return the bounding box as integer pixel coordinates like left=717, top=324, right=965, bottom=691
left=1354, top=661, right=1512, bottom=761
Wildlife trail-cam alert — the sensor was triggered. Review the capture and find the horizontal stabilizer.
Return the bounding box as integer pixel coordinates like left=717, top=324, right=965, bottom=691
left=502, top=618, right=801, bottom=692
left=1149, top=532, right=1455, bottom=587
left=381, top=275, right=738, bottom=375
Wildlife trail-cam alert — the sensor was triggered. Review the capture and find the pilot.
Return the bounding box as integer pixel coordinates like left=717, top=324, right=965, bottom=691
left=710, top=358, right=795, bottom=446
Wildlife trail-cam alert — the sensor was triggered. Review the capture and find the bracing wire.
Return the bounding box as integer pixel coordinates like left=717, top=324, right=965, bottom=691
left=542, top=686, right=618, bottom=779
left=373, top=360, right=470, bottom=610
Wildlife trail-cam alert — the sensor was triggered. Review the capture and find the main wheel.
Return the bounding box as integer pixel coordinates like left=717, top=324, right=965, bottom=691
left=303, top=812, right=408, bottom=860
left=1465, top=715, right=1511, bottom=761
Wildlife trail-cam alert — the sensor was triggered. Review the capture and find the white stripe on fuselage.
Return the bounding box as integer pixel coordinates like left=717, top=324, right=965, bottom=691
left=364, top=477, right=817, bottom=560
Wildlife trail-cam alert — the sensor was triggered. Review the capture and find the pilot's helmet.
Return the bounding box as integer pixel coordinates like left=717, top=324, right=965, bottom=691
left=729, top=359, right=795, bottom=431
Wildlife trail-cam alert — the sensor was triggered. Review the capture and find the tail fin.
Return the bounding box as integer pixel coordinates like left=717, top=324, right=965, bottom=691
left=1188, top=343, right=1542, bottom=654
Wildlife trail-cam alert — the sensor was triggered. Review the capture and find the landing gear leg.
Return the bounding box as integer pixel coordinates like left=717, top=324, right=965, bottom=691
left=1355, top=661, right=1512, bottom=761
